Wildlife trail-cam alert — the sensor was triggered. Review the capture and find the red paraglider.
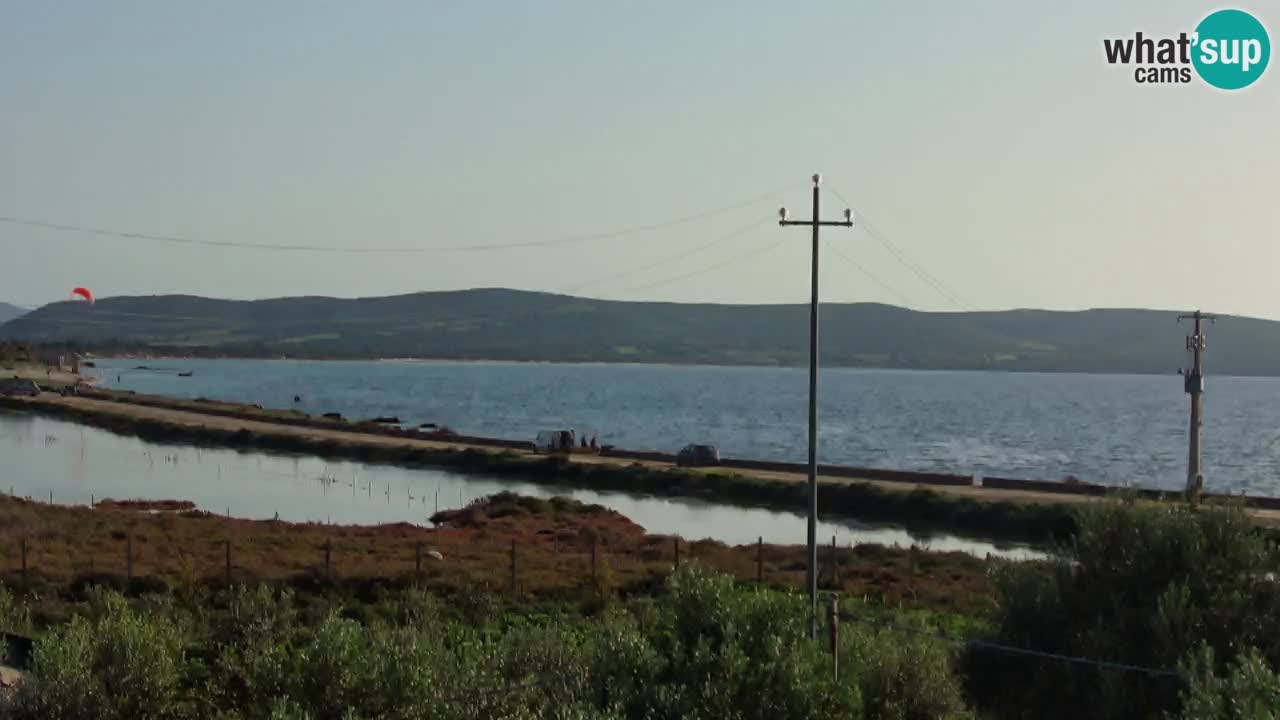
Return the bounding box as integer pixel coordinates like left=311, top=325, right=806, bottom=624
left=70, top=287, right=94, bottom=304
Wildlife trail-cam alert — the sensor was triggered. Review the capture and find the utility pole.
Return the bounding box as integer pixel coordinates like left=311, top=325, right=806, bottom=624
left=779, top=174, right=853, bottom=639
left=1179, top=310, right=1217, bottom=501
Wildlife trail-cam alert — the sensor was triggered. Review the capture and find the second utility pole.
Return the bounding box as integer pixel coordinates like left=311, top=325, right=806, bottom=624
left=1179, top=309, right=1217, bottom=501
left=780, top=174, right=853, bottom=639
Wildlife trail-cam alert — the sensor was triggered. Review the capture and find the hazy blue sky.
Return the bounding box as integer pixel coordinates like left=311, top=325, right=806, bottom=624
left=2, top=1, right=1277, bottom=315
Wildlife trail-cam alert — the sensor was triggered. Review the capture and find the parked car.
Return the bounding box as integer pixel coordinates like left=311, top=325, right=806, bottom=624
left=0, top=378, right=41, bottom=397
left=676, top=443, right=720, bottom=467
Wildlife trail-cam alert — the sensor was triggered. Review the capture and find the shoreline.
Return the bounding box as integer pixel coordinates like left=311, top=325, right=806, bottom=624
left=0, top=390, right=1085, bottom=544
left=6, top=381, right=1279, bottom=544
left=5, top=365, right=97, bottom=387
left=41, top=353, right=1273, bottom=378
left=33, top=366, right=1280, bottom=511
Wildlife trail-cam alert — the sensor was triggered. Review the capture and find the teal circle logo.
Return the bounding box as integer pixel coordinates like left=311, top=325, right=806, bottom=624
left=1192, top=9, right=1270, bottom=90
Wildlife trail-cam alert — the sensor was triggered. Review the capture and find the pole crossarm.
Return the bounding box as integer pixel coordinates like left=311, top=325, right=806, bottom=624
left=780, top=220, right=855, bottom=228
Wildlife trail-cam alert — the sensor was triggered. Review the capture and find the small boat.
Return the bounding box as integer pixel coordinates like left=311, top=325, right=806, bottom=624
left=177, top=371, right=193, bottom=378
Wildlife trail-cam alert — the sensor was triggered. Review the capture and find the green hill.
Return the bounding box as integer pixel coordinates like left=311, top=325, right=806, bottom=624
left=0, top=289, right=1273, bottom=375
left=0, top=302, right=27, bottom=325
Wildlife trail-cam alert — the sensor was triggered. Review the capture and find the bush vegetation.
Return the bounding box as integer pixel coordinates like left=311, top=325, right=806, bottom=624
left=969, top=498, right=1280, bottom=719
left=7, top=499, right=1280, bottom=718
left=0, top=566, right=970, bottom=719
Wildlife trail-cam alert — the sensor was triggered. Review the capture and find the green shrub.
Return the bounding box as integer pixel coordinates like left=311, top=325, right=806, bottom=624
left=972, top=499, right=1280, bottom=719
left=290, top=614, right=368, bottom=717
left=0, top=568, right=981, bottom=719
left=1176, top=646, right=1280, bottom=720
left=206, top=585, right=300, bottom=715
left=844, top=621, right=967, bottom=720
left=0, top=586, right=30, bottom=637
left=4, top=593, right=184, bottom=720
left=594, top=565, right=861, bottom=720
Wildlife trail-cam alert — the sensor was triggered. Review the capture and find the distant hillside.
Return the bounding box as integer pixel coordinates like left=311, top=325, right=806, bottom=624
left=0, top=302, right=28, bottom=325
left=1, top=288, right=1276, bottom=375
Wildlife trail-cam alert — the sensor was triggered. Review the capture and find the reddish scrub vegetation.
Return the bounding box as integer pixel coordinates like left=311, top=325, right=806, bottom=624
left=0, top=492, right=993, bottom=617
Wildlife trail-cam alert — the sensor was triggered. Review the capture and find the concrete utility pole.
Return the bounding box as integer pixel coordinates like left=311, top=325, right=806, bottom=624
left=1179, top=310, right=1217, bottom=501
left=779, top=174, right=853, bottom=639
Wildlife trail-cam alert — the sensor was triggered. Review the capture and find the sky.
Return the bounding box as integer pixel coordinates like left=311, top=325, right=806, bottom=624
left=2, top=1, right=1277, bottom=316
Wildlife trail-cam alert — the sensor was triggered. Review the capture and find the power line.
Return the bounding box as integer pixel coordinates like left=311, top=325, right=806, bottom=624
left=14, top=228, right=778, bottom=327
left=560, top=217, right=770, bottom=295
left=839, top=612, right=1183, bottom=679
left=825, top=186, right=974, bottom=310
left=0, top=183, right=796, bottom=255
left=863, top=217, right=972, bottom=310
left=824, top=239, right=916, bottom=308
left=7, top=220, right=772, bottom=325
left=4, top=229, right=774, bottom=324
left=613, top=233, right=786, bottom=294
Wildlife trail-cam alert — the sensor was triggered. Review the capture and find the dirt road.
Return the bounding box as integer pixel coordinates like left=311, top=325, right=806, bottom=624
left=5, top=363, right=92, bottom=387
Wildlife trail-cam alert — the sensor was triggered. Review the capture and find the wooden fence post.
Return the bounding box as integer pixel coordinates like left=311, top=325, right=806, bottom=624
left=324, top=539, right=332, bottom=580
left=673, top=536, right=679, bottom=568
left=829, top=594, right=840, bottom=682
left=757, top=536, right=764, bottom=585
left=415, top=542, right=422, bottom=575
left=831, top=535, right=838, bottom=587
left=225, top=540, right=232, bottom=585
left=510, top=538, right=518, bottom=593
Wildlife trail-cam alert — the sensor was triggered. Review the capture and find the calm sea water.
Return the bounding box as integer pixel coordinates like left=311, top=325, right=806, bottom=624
left=90, top=358, right=1280, bottom=495
left=0, top=412, right=1034, bottom=558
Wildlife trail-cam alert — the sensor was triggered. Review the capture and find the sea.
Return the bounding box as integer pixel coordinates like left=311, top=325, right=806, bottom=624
left=86, top=357, right=1280, bottom=496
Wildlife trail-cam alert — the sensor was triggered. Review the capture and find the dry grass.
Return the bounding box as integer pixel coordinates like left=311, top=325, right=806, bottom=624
left=0, top=493, right=994, bottom=618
